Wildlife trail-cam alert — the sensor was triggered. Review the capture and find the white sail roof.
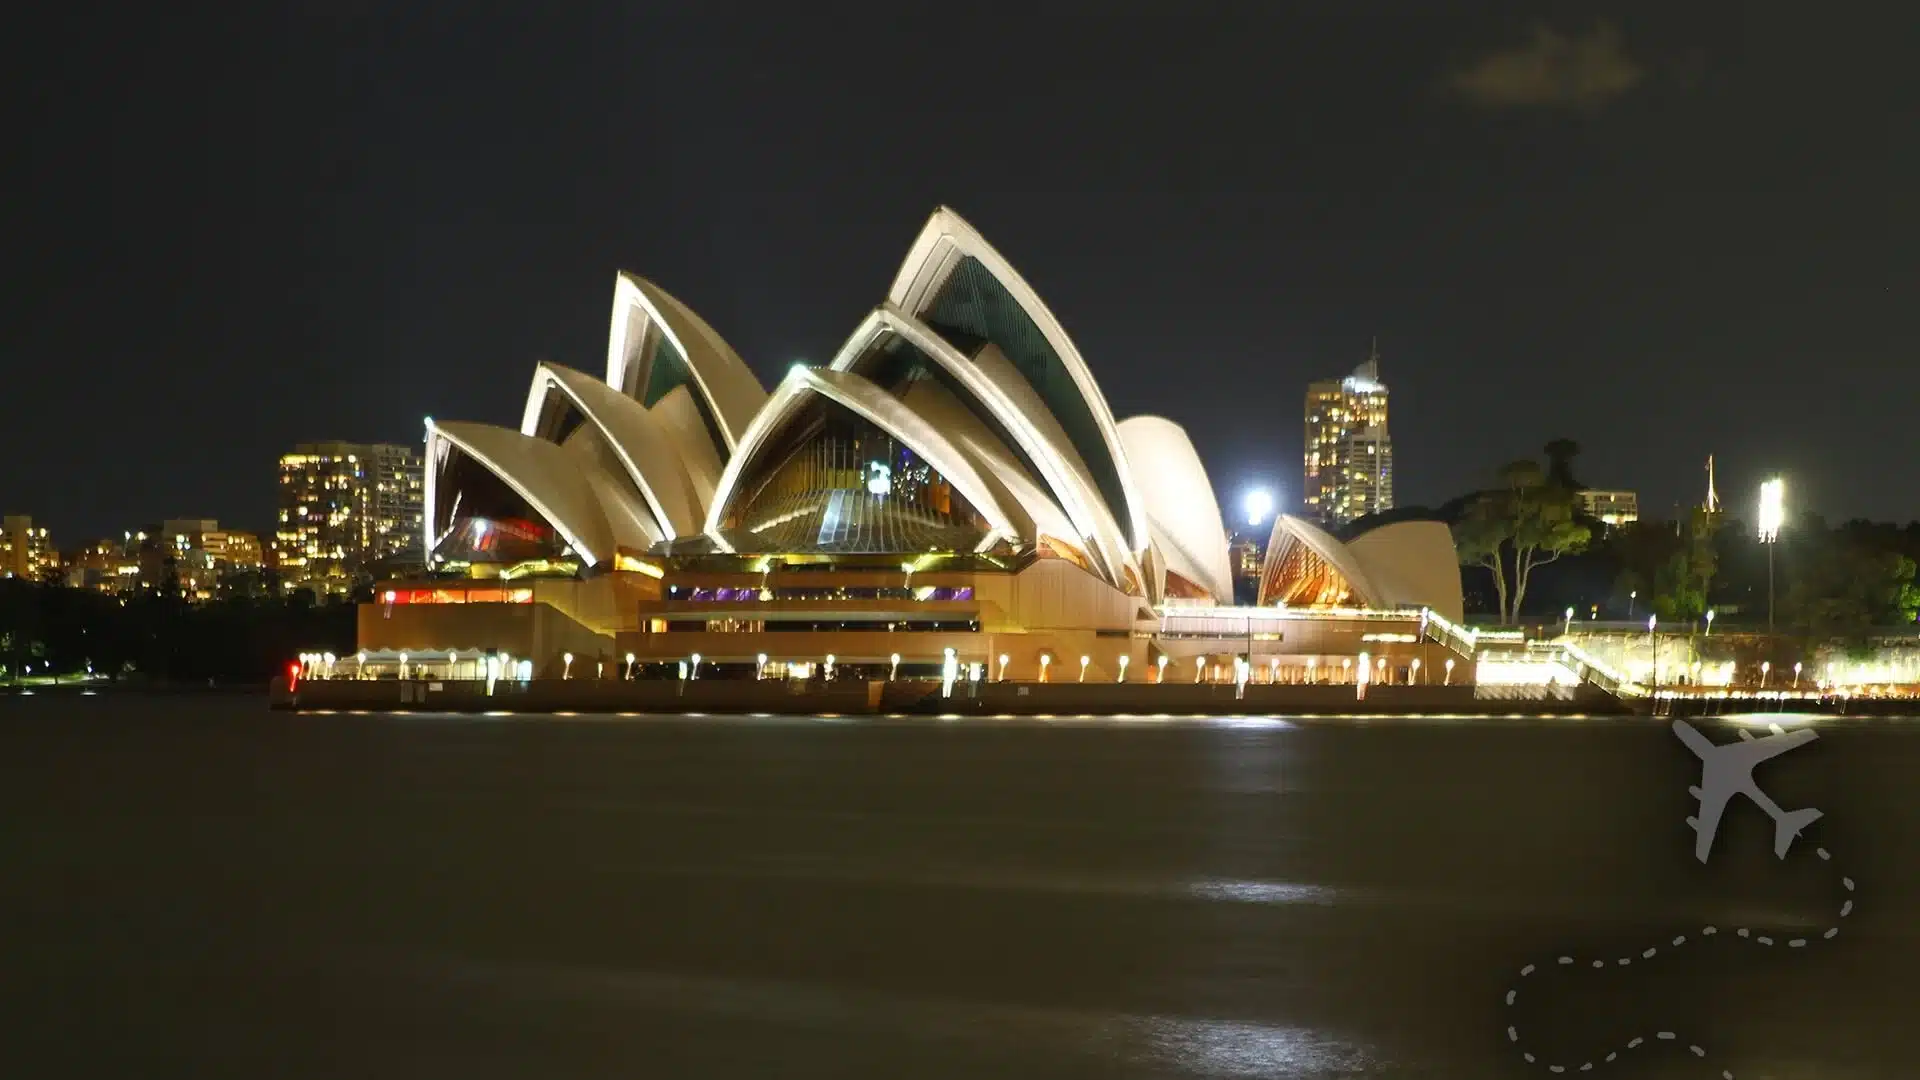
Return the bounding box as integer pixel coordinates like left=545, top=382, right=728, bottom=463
left=1116, top=416, right=1233, bottom=603
left=886, top=208, right=1149, bottom=572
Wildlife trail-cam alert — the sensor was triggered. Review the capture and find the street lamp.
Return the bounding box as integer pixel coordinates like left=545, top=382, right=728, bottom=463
left=1195, top=656, right=1206, bottom=683
left=1647, top=615, right=1657, bottom=686
left=1156, top=654, right=1168, bottom=683
left=1761, top=661, right=1771, bottom=689
left=1759, top=478, right=1784, bottom=632
left=755, top=653, right=768, bottom=680
left=1563, top=607, right=1574, bottom=636
left=690, top=652, right=702, bottom=680
left=562, top=652, right=573, bottom=680
left=891, top=653, right=902, bottom=681
left=1305, top=656, right=1317, bottom=684
left=1116, top=655, right=1129, bottom=683
left=1078, top=655, right=1090, bottom=683
left=1040, top=654, right=1052, bottom=683
left=1444, top=657, right=1455, bottom=685
left=1411, top=657, right=1422, bottom=684
left=625, top=652, right=636, bottom=679
left=998, top=653, right=1009, bottom=682
left=822, top=654, right=833, bottom=682
left=399, top=651, right=410, bottom=680
left=1705, top=609, right=1715, bottom=637
left=1793, top=661, right=1802, bottom=689
left=1628, top=590, right=1637, bottom=619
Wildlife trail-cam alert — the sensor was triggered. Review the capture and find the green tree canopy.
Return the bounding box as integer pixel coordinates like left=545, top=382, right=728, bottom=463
left=1456, top=445, right=1593, bottom=624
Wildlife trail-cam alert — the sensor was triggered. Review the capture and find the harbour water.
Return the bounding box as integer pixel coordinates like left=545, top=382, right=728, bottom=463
left=2, top=695, right=1916, bottom=1078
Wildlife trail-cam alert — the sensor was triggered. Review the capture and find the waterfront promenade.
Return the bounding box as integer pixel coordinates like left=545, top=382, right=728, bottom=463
left=272, top=675, right=1633, bottom=717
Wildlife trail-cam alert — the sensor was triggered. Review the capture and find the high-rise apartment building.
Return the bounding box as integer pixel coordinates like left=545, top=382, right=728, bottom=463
left=1, top=516, right=58, bottom=580
left=1302, top=347, right=1394, bottom=527
left=274, top=442, right=424, bottom=593
left=362, top=443, right=426, bottom=565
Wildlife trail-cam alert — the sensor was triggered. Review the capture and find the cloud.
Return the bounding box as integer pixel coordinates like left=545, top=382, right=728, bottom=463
left=1445, top=23, right=1646, bottom=111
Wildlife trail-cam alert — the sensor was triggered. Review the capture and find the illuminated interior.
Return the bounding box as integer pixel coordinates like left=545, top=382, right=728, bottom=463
left=1258, top=532, right=1357, bottom=607
left=430, top=445, right=573, bottom=565
left=713, top=398, right=996, bottom=554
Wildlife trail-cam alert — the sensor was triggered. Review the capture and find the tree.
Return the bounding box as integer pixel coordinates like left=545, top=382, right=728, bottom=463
left=1894, top=556, right=1920, bottom=624
left=1653, top=549, right=1706, bottom=620
left=1544, top=438, right=1584, bottom=491
left=1783, top=530, right=1920, bottom=635
left=1654, top=507, right=1721, bottom=620
left=1606, top=518, right=1678, bottom=612
left=1455, top=446, right=1593, bottom=623
left=1455, top=497, right=1512, bottom=623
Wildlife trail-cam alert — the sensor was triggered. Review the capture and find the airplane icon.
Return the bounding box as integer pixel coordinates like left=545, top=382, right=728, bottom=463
left=1672, top=719, right=1823, bottom=863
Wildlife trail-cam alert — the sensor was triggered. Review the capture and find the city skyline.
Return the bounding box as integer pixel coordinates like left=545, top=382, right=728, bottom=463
left=5, top=10, right=1916, bottom=537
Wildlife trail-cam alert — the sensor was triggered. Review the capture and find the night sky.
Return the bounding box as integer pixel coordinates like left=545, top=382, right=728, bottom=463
left=6, top=5, right=1915, bottom=541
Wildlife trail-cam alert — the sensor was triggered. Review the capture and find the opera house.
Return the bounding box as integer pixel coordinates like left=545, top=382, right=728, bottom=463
left=360, top=208, right=1470, bottom=684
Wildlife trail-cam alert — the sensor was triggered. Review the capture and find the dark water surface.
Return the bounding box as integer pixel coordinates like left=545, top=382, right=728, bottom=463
left=2, top=697, right=1916, bottom=1078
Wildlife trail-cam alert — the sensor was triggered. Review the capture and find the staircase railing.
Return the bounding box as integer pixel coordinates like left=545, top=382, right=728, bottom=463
left=1419, top=608, right=1479, bottom=660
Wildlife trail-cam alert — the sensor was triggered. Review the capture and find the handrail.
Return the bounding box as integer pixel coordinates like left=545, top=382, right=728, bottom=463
left=1419, top=608, right=1479, bottom=658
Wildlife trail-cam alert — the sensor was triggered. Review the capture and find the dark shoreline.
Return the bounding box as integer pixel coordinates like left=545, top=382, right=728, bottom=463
left=1, top=682, right=268, bottom=697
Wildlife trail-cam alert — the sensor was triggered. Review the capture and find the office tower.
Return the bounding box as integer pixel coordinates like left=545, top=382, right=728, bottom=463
left=1303, top=345, right=1393, bottom=527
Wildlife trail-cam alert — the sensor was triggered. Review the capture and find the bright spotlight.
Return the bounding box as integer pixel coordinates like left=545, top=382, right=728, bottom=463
left=1242, top=489, right=1274, bottom=527
left=1758, top=477, right=1784, bottom=542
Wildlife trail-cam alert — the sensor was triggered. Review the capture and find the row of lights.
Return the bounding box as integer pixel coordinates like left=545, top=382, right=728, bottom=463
left=618, top=651, right=1460, bottom=686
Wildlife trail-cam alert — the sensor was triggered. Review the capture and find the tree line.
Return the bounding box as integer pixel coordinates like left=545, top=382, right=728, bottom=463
left=1452, top=441, right=1920, bottom=632
left=0, top=578, right=357, bottom=684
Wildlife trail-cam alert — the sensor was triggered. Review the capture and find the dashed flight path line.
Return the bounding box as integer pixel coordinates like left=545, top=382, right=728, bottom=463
left=1504, top=845, right=1854, bottom=1078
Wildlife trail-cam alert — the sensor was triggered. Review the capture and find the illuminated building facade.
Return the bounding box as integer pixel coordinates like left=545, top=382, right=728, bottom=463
left=60, top=526, right=263, bottom=597
left=1302, top=348, right=1393, bottom=526
left=1576, top=490, right=1639, bottom=527
left=362, top=209, right=1466, bottom=683
left=62, top=538, right=141, bottom=593
left=275, top=442, right=423, bottom=594
left=1, top=516, right=58, bottom=581
left=165, top=522, right=264, bottom=599
left=363, top=444, right=426, bottom=564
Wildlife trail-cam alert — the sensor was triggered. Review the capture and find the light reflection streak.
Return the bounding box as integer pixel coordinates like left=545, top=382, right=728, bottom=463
left=1125, top=1015, right=1382, bottom=1077
left=1727, top=712, right=1823, bottom=726
left=1185, top=879, right=1342, bottom=905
